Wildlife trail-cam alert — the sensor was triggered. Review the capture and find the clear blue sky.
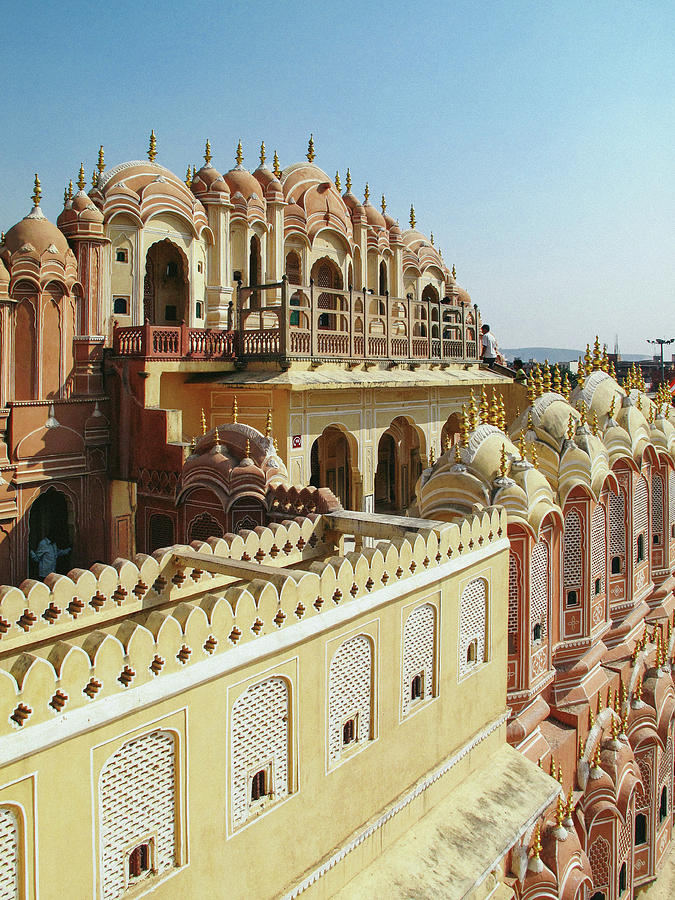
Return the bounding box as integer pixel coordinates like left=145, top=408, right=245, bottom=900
left=1, top=0, right=673, bottom=355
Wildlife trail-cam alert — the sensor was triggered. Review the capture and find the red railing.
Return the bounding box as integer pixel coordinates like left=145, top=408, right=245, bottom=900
left=113, top=321, right=235, bottom=360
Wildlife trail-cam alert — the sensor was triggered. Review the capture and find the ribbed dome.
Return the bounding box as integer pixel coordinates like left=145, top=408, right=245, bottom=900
left=4, top=207, right=70, bottom=260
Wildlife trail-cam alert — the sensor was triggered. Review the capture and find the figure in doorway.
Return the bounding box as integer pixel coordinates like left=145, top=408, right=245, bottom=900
left=30, top=533, right=71, bottom=580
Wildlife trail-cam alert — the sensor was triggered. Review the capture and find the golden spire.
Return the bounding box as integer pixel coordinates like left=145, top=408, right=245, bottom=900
left=534, top=363, right=543, bottom=398
left=499, top=443, right=508, bottom=478
left=201, top=409, right=207, bottom=435
left=245, top=436, right=251, bottom=458
left=558, top=764, right=563, bottom=784
left=232, top=395, right=238, bottom=423
left=192, top=164, right=197, bottom=181
left=531, top=823, right=542, bottom=860
left=529, top=441, right=538, bottom=469
left=97, top=145, right=105, bottom=174
left=430, top=232, right=434, bottom=245
left=610, top=712, right=619, bottom=741
left=636, top=676, right=643, bottom=701
left=409, top=205, right=416, bottom=229
left=381, top=193, right=387, bottom=214
left=452, top=264, right=456, bottom=279
left=608, top=395, right=616, bottom=420
left=579, top=400, right=587, bottom=425
left=636, top=394, right=642, bottom=411
left=306, top=133, right=315, bottom=163
left=555, top=795, right=565, bottom=828
left=578, top=737, right=585, bottom=760
left=68, top=180, right=73, bottom=200
left=454, top=442, right=462, bottom=464
left=258, top=141, right=265, bottom=167
left=499, top=394, right=506, bottom=431
left=148, top=129, right=157, bottom=162
left=479, top=386, right=489, bottom=424
left=214, top=425, right=220, bottom=446
left=190, top=435, right=196, bottom=452
left=550, top=755, right=556, bottom=778
left=542, top=360, right=552, bottom=393
left=468, top=389, right=479, bottom=430
left=273, top=151, right=281, bottom=179
left=584, top=343, right=593, bottom=376
left=567, top=413, right=575, bottom=441
left=601, top=345, right=609, bottom=372
left=592, top=335, right=601, bottom=371
left=589, top=707, right=595, bottom=728
left=526, top=371, right=535, bottom=404
left=609, top=360, right=617, bottom=380
left=552, top=363, right=562, bottom=395
left=265, top=408, right=273, bottom=438
left=202, top=139, right=211, bottom=165
left=364, top=182, right=370, bottom=202
left=91, top=168, right=98, bottom=189
left=345, top=168, right=352, bottom=192
left=562, top=371, right=571, bottom=401
left=63, top=186, right=68, bottom=205
left=566, top=788, right=574, bottom=820
left=527, top=410, right=534, bottom=433
left=460, top=405, right=470, bottom=446
left=490, top=386, right=500, bottom=427
left=577, top=356, right=585, bottom=387
left=597, top=690, right=603, bottom=714
left=518, top=429, right=527, bottom=460
left=32, top=173, right=42, bottom=207
left=591, top=740, right=602, bottom=771
left=77, top=163, right=86, bottom=192
left=334, top=171, right=341, bottom=191
left=591, top=411, right=599, bottom=436
left=443, top=433, right=450, bottom=453
left=649, top=404, right=655, bottom=425
left=185, top=166, right=192, bottom=187
left=429, top=445, right=436, bottom=466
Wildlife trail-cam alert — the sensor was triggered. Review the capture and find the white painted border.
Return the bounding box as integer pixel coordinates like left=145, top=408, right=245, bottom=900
left=0, top=771, right=37, bottom=900
left=0, top=538, right=508, bottom=768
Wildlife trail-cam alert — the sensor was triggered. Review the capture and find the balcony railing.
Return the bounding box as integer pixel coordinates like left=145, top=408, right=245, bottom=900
left=113, top=279, right=480, bottom=365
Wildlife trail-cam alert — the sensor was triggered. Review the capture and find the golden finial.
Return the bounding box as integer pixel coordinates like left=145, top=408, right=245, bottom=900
left=77, top=163, right=86, bottom=192
left=460, top=405, right=470, bottom=447
left=549, top=756, right=556, bottom=778
left=63, top=186, right=68, bottom=205
left=608, top=395, right=616, bottom=420
left=265, top=408, right=273, bottom=438
left=558, top=764, right=563, bottom=784
left=190, top=435, right=196, bottom=452
left=597, top=690, right=603, bottom=714
left=531, top=822, right=542, bottom=859
left=591, top=740, right=602, bottom=771
left=214, top=425, right=220, bottom=447
left=306, top=133, right=315, bottom=163
left=235, top=140, right=244, bottom=166
left=601, top=345, right=609, bottom=372
left=591, top=411, right=599, bottom=436
left=429, top=445, right=436, bottom=466
left=621, top=679, right=628, bottom=706
left=245, top=436, right=251, bottom=458
left=621, top=706, right=629, bottom=735
left=334, top=171, right=341, bottom=191
left=454, top=442, right=462, bottom=464
left=490, top=386, right=500, bottom=427
left=201, top=409, right=207, bottom=435
left=480, top=386, right=489, bottom=424
left=636, top=676, right=643, bottom=701
left=468, top=389, right=479, bottom=430
left=610, top=360, right=617, bottom=380
left=232, top=395, right=238, bottom=424
left=577, top=356, right=585, bottom=387
left=579, top=400, right=587, bottom=425
left=649, top=404, right=655, bottom=425
left=542, top=360, right=552, bottom=393
left=68, top=180, right=73, bottom=200
left=553, top=363, right=562, bottom=394
left=202, top=139, right=211, bottom=166
left=534, top=363, right=543, bottom=398
left=192, top=164, right=197, bottom=181
left=584, top=343, right=593, bottom=376
left=148, top=129, right=157, bottom=162
left=91, top=169, right=98, bottom=189
left=499, top=443, right=508, bottom=478
left=499, top=394, right=506, bottom=431
left=185, top=166, right=192, bottom=188
left=443, top=433, right=450, bottom=453
left=567, top=413, right=575, bottom=441
left=526, top=370, right=535, bottom=404
left=430, top=232, right=434, bottom=245
left=529, top=441, right=538, bottom=469
left=592, top=335, right=601, bottom=370
left=562, top=371, right=571, bottom=401
left=527, top=410, right=534, bottom=433
left=32, top=173, right=42, bottom=207
left=97, top=145, right=105, bottom=174
left=610, top=712, right=619, bottom=741
left=518, top=429, right=527, bottom=460
left=451, top=264, right=456, bottom=279
left=258, top=141, right=265, bottom=167
left=381, top=194, right=387, bottom=214
left=566, top=788, right=574, bottom=820
left=345, top=168, right=352, bottom=192
left=273, top=436, right=279, bottom=452
left=409, top=205, right=416, bottom=229
left=555, top=795, right=565, bottom=828
left=578, top=737, right=585, bottom=760
left=589, top=707, right=595, bottom=728
left=364, top=183, right=370, bottom=203
left=636, top=394, right=642, bottom=411
left=273, top=151, right=281, bottom=178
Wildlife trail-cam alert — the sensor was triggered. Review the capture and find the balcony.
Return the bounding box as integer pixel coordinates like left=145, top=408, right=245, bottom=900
left=112, top=279, right=480, bottom=365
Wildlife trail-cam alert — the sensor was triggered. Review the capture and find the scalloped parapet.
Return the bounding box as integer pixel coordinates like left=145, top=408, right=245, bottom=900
left=0, top=508, right=506, bottom=737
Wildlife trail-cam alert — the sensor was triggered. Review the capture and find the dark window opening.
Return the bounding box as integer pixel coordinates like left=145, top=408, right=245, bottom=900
left=251, top=769, right=267, bottom=802
left=195, top=301, right=204, bottom=319
left=635, top=812, right=647, bottom=845
left=467, top=639, right=478, bottom=664
left=567, top=590, right=578, bottom=607
left=660, top=785, right=668, bottom=822
left=113, top=296, right=128, bottom=315
left=653, top=533, right=661, bottom=545
left=672, top=524, right=675, bottom=539
left=611, top=555, right=622, bottom=574
left=128, top=843, right=151, bottom=879
left=166, top=261, right=178, bottom=278
left=619, top=862, right=627, bottom=895
left=116, top=248, right=128, bottom=263
left=342, top=718, right=356, bottom=746
left=197, top=261, right=203, bottom=273
left=164, top=304, right=177, bottom=322
left=590, top=893, right=606, bottom=900
left=637, top=533, right=645, bottom=563
left=533, top=623, right=542, bottom=642
left=508, top=633, right=517, bottom=655
left=595, top=577, right=602, bottom=595
left=411, top=674, right=423, bottom=701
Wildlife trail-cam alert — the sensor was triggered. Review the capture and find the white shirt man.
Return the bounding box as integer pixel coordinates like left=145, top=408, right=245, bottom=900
left=481, top=325, right=498, bottom=366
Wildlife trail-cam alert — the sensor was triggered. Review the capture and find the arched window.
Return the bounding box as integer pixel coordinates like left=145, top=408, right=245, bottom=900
left=660, top=785, right=668, bottom=822
left=100, top=730, right=176, bottom=897
left=611, top=556, right=622, bottom=574
left=619, top=863, right=627, bottom=895
left=231, top=677, right=290, bottom=829
left=249, top=235, right=261, bottom=309
left=401, top=603, right=435, bottom=717
left=466, top=639, right=477, bottom=664
left=634, top=476, right=648, bottom=566
left=379, top=261, right=387, bottom=295
left=410, top=674, right=423, bottom=700
left=591, top=503, right=606, bottom=596
left=0, top=807, right=19, bottom=896
left=328, top=636, right=372, bottom=766
left=459, top=579, right=487, bottom=678
left=533, top=623, right=542, bottom=642
left=188, top=512, right=223, bottom=544
left=149, top=514, right=175, bottom=553
left=530, top=540, right=549, bottom=643
left=637, top=533, right=645, bottom=563
left=285, top=250, right=301, bottom=286
left=635, top=812, right=647, bottom=844
left=564, top=508, right=583, bottom=600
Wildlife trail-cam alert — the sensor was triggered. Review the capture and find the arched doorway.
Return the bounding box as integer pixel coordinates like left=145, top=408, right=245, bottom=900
left=441, top=412, right=462, bottom=451
left=144, top=240, right=188, bottom=325
left=309, top=425, right=353, bottom=509
left=379, top=261, right=387, bottom=296
left=375, top=433, right=396, bottom=512
left=28, top=487, right=73, bottom=578
left=249, top=234, right=261, bottom=309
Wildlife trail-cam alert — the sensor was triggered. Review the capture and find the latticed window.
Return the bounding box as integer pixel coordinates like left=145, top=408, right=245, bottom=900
left=401, top=603, right=435, bottom=717
left=0, top=807, right=19, bottom=898
left=188, top=512, right=223, bottom=544
left=634, top=476, right=649, bottom=566
left=530, top=540, right=549, bottom=641
left=458, top=579, right=487, bottom=678
left=591, top=504, right=607, bottom=594
left=610, top=489, right=626, bottom=573
left=285, top=251, right=301, bottom=286
left=563, top=509, right=583, bottom=597
left=328, top=636, right=372, bottom=765
left=149, top=514, right=174, bottom=552
left=588, top=834, right=610, bottom=892
left=231, top=677, right=289, bottom=828
left=508, top=554, right=520, bottom=653
left=652, top=473, right=664, bottom=544
left=100, top=730, right=176, bottom=900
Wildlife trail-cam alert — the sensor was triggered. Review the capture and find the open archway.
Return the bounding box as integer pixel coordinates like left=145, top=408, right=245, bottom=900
left=375, top=432, right=396, bottom=512
left=28, top=487, right=74, bottom=578
left=309, top=425, right=356, bottom=509
left=441, top=412, right=462, bottom=451
left=311, top=257, right=344, bottom=331
left=375, top=417, right=424, bottom=513
left=144, top=239, right=189, bottom=325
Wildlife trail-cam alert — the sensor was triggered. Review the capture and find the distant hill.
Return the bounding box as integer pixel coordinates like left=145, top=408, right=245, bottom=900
left=502, top=347, right=647, bottom=364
